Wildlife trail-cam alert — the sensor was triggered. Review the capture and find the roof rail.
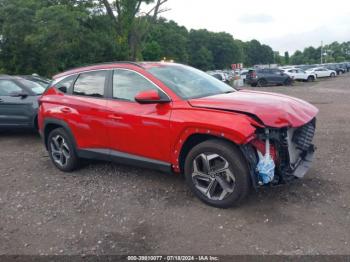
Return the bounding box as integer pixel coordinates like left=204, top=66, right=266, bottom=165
left=63, top=61, right=144, bottom=72
left=52, top=61, right=146, bottom=80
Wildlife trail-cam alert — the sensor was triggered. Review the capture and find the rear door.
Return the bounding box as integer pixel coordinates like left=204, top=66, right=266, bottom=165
left=63, top=70, right=110, bottom=149
left=0, top=79, right=33, bottom=127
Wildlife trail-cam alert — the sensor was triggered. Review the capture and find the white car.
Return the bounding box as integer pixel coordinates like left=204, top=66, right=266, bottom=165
left=207, top=71, right=230, bottom=84
left=283, top=68, right=317, bottom=82
left=306, top=67, right=336, bottom=78
left=239, top=69, right=249, bottom=83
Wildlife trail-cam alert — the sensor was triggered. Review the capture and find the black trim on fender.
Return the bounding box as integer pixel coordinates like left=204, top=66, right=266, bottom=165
left=43, top=118, right=77, bottom=150
left=78, top=148, right=172, bottom=173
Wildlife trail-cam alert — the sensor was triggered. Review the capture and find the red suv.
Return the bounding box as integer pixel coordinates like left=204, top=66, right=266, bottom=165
left=39, top=62, right=318, bottom=208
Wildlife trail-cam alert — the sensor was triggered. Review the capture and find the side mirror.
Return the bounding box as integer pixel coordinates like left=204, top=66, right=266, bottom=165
left=10, top=91, right=28, bottom=99
left=135, top=90, right=170, bottom=104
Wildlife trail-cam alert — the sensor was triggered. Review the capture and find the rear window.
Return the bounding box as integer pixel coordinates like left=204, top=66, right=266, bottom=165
left=73, top=71, right=107, bottom=98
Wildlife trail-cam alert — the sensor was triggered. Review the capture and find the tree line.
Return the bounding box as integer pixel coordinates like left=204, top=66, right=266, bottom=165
left=0, top=0, right=348, bottom=77
left=275, top=41, right=350, bottom=66
left=0, top=0, right=275, bottom=76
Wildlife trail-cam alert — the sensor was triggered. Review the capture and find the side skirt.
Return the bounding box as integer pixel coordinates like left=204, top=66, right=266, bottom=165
left=77, top=148, right=172, bottom=173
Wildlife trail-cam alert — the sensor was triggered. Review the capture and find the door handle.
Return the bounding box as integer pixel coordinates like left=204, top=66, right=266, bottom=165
left=60, top=107, right=71, bottom=113
left=108, top=114, right=123, bottom=121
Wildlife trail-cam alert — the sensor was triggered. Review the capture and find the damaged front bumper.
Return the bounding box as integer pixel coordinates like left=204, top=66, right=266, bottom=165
left=288, top=144, right=315, bottom=178
left=242, top=118, right=317, bottom=188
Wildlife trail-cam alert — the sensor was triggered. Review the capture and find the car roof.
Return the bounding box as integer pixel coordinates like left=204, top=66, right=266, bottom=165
left=0, top=74, right=14, bottom=80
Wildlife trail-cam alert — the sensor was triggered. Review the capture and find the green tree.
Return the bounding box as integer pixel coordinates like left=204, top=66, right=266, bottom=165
left=143, top=19, right=188, bottom=62
left=188, top=29, right=242, bottom=70
left=284, top=51, right=290, bottom=65
left=290, top=50, right=305, bottom=65
left=142, top=41, right=162, bottom=61
left=243, top=40, right=274, bottom=66
left=0, top=0, right=119, bottom=76
left=100, top=0, right=170, bottom=60
left=190, top=47, right=213, bottom=71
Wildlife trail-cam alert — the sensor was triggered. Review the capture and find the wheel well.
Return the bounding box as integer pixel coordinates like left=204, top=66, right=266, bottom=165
left=178, top=134, right=237, bottom=174
left=44, top=123, right=62, bottom=148
left=33, top=115, right=38, bottom=130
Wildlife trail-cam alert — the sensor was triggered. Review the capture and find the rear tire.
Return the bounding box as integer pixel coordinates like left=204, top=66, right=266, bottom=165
left=47, top=128, right=79, bottom=172
left=184, top=139, right=251, bottom=208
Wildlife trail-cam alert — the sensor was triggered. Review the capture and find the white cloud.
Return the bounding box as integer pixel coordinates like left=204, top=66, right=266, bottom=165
left=238, top=14, right=274, bottom=24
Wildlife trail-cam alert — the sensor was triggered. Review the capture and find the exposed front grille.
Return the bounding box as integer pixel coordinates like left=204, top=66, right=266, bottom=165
left=292, top=119, right=316, bottom=151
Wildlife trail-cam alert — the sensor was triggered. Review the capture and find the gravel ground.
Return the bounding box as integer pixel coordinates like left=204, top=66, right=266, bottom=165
left=0, top=74, right=350, bottom=256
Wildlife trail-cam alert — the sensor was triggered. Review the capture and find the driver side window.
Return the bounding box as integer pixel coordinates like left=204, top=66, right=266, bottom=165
left=0, top=80, right=23, bottom=96
left=113, top=69, right=159, bottom=102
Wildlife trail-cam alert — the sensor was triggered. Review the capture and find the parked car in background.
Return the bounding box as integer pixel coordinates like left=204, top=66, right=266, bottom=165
left=338, top=63, right=349, bottom=73
left=297, top=65, right=319, bottom=71
left=0, top=75, right=45, bottom=129
left=282, top=68, right=317, bottom=82
left=246, top=68, right=292, bottom=87
left=323, top=64, right=346, bottom=75
left=20, top=74, right=51, bottom=88
left=345, top=62, right=350, bottom=72
left=39, top=62, right=318, bottom=208
left=306, top=67, right=336, bottom=78
left=239, top=69, right=249, bottom=83
left=207, top=71, right=230, bottom=84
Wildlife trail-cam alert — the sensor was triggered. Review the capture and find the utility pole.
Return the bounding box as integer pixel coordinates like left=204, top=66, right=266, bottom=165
left=321, top=41, right=323, bottom=64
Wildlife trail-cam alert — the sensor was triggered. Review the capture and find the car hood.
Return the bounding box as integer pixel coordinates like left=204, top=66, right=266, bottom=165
left=188, top=90, right=318, bottom=128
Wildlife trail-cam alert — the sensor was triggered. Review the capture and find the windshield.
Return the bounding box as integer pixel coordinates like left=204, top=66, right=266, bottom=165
left=31, top=79, right=50, bottom=88
left=18, top=79, right=45, bottom=95
left=147, top=64, right=235, bottom=99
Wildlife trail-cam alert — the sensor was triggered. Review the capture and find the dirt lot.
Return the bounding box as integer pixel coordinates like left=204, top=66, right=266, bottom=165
left=1, top=74, right=350, bottom=256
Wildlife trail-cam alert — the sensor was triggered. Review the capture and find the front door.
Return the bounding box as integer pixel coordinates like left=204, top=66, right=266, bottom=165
left=0, top=79, right=33, bottom=127
left=106, top=69, right=172, bottom=163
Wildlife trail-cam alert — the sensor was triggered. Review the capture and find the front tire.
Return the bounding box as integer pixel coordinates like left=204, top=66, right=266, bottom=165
left=257, top=79, right=267, bottom=87
left=307, top=76, right=315, bottom=82
left=47, top=128, right=79, bottom=172
left=330, top=73, right=336, bottom=78
left=283, top=78, right=292, bottom=86
left=184, top=139, right=251, bottom=208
